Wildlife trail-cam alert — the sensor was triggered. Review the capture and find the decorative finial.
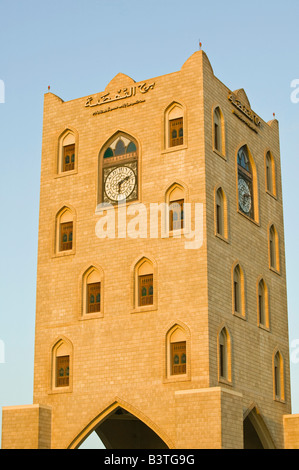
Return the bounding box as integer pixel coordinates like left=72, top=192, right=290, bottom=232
left=273, top=112, right=275, bottom=117
left=48, top=86, right=50, bottom=91
left=199, top=40, right=202, bottom=50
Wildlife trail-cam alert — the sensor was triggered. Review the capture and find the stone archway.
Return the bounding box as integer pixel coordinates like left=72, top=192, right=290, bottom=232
left=93, top=407, right=169, bottom=449
left=69, top=400, right=172, bottom=449
left=243, top=406, right=276, bottom=449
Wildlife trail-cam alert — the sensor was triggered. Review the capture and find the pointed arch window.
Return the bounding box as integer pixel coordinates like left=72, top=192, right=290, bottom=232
left=213, top=107, right=225, bottom=156
left=215, top=187, right=228, bottom=239
left=51, top=339, right=72, bottom=391
left=233, top=264, right=245, bottom=317
left=273, top=351, right=285, bottom=401
left=100, top=134, right=138, bottom=205
left=265, top=151, right=276, bottom=196
left=218, top=327, right=232, bottom=383
left=165, top=103, right=185, bottom=150
left=237, top=146, right=256, bottom=221
left=133, top=258, right=156, bottom=310
left=55, top=207, right=75, bottom=254
left=166, top=183, right=186, bottom=234
left=257, top=279, right=269, bottom=328
left=269, top=224, right=280, bottom=272
left=82, top=267, right=103, bottom=318
left=165, top=324, right=189, bottom=380
left=58, top=130, right=77, bottom=174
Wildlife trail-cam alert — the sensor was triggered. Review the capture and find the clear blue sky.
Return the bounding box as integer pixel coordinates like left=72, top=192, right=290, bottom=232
left=0, top=0, right=298, bottom=448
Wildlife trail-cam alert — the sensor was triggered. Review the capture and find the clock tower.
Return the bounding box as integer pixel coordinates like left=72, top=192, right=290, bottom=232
left=2, top=50, right=299, bottom=449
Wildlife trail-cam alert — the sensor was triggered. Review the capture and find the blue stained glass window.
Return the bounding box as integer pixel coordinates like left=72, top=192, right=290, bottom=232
left=126, top=141, right=137, bottom=153
left=115, top=139, right=126, bottom=156
left=65, top=155, right=70, bottom=164
left=238, top=148, right=250, bottom=171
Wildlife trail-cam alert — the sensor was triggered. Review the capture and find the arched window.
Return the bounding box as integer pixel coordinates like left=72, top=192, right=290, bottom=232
left=134, top=258, right=154, bottom=308
left=81, top=266, right=103, bottom=318
left=213, top=107, right=225, bottom=155
left=257, top=278, right=269, bottom=328
left=269, top=224, right=280, bottom=272
left=58, top=130, right=77, bottom=174
left=100, top=133, right=138, bottom=205
left=218, top=327, right=231, bottom=382
left=51, top=338, right=72, bottom=390
left=265, top=151, right=276, bottom=196
left=215, top=187, right=228, bottom=239
left=55, top=207, right=75, bottom=254
left=237, top=145, right=257, bottom=221
left=233, top=263, right=245, bottom=317
left=166, top=183, right=185, bottom=232
left=165, top=103, right=185, bottom=149
left=165, top=324, right=190, bottom=380
left=273, top=351, right=284, bottom=401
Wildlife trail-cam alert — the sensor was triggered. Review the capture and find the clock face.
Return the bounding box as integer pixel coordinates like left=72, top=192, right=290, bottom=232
left=238, top=178, right=252, bottom=214
left=104, top=165, right=136, bottom=202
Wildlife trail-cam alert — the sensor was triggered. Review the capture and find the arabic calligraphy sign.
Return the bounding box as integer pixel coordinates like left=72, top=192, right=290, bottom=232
left=85, top=82, right=155, bottom=109
left=228, top=93, right=261, bottom=127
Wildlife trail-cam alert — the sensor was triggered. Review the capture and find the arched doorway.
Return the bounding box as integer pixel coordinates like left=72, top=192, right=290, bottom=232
left=243, top=406, right=275, bottom=449
left=74, top=405, right=170, bottom=449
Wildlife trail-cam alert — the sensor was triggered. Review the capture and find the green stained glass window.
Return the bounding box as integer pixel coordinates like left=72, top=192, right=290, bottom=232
left=90, top=294, right=95, bottom=304
left=96, top=294, right=101, bottom=303
left=179, top=128, right=183, bottom=137
left=149, top=285, right=153, bottom=295
left=65, top=155, right=70, bottom=164
left=104, top=147, right=114, bottom=159
left=63, top=234, right=67, bottom=243
left=142, top=287, right=147, bottom=297
left=71, top=154, right=75, bottom=163
left=59, top=368, right=64, bottom=377
left=174, top=355, right=179, bottom=364
left=181, top=354, right=186, bottom=364
left=172, top=130, right=177, bottom=139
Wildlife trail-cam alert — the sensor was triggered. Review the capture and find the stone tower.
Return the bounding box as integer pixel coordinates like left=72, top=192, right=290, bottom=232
left=2, top=50, right=299, bottom=449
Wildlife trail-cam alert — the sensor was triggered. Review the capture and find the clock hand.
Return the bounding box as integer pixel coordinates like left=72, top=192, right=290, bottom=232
left=118, top=175, right=131, bottom=192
